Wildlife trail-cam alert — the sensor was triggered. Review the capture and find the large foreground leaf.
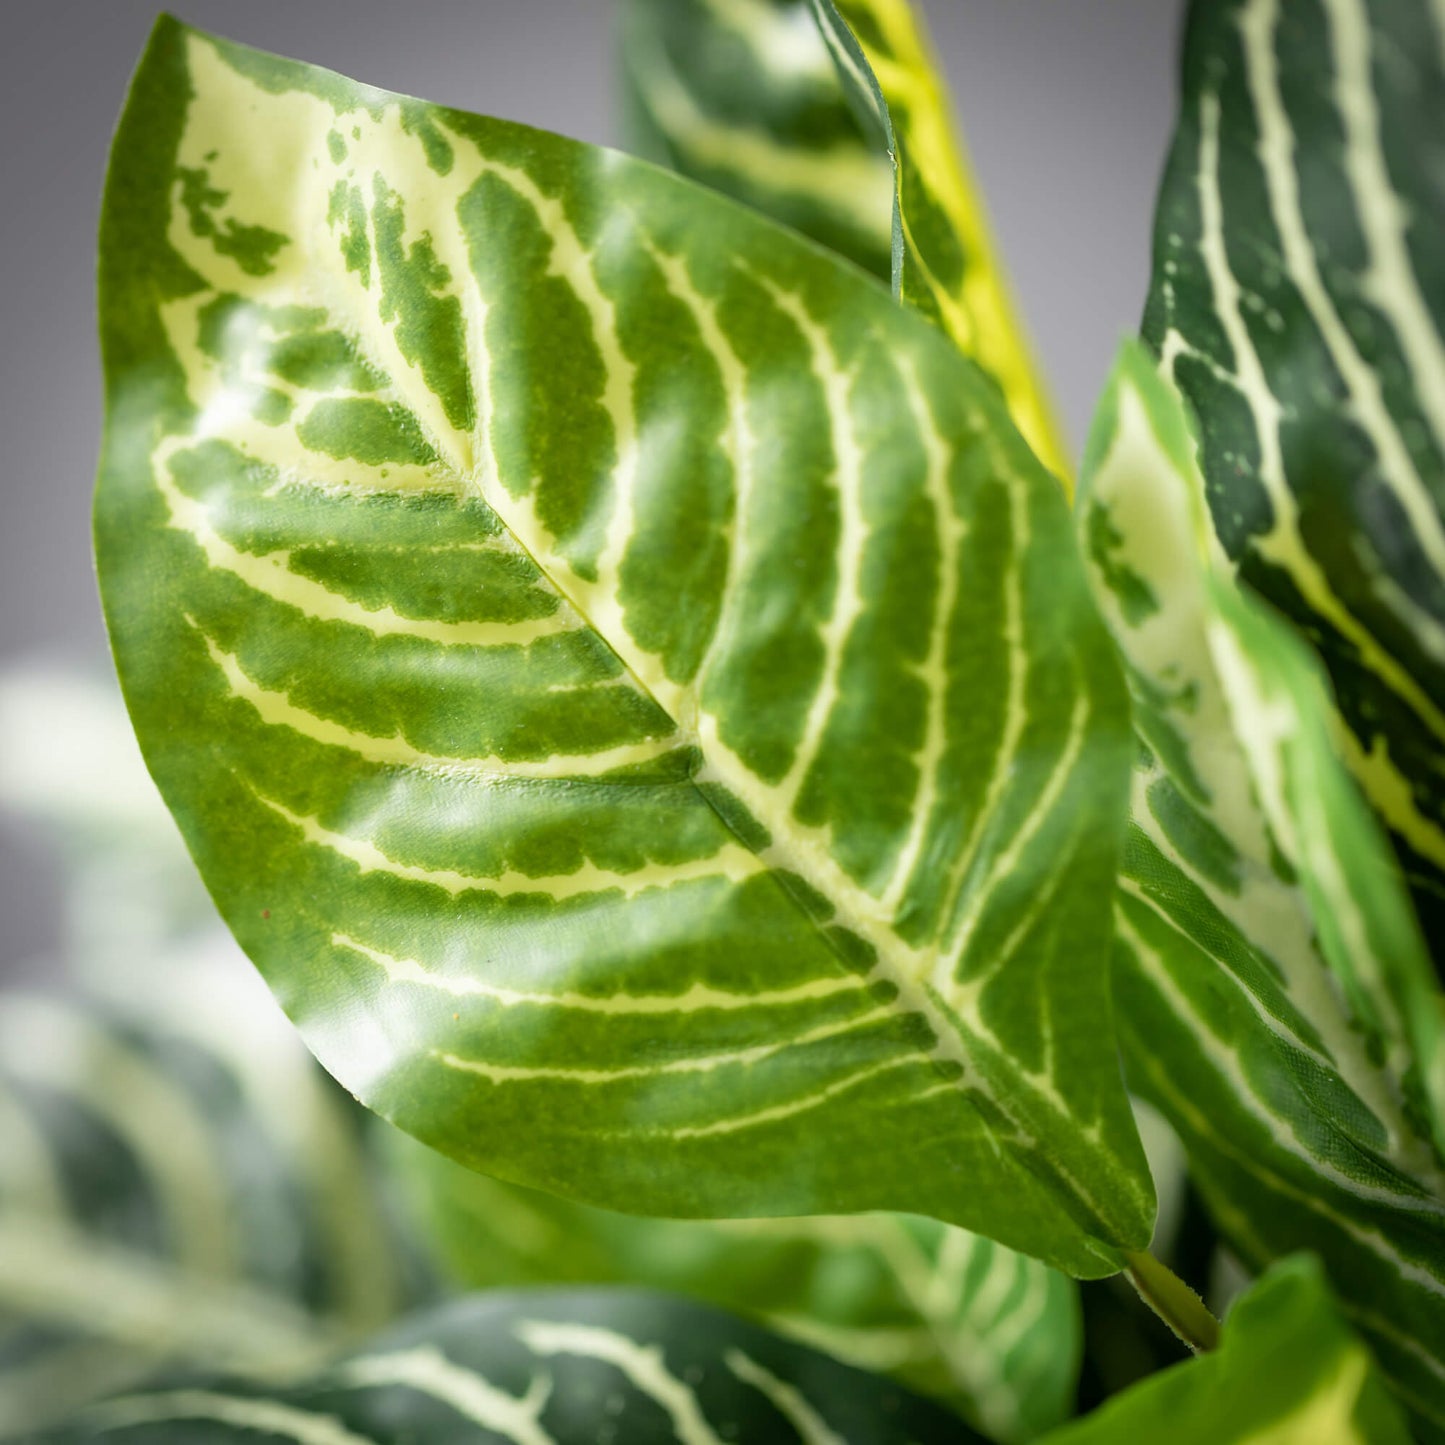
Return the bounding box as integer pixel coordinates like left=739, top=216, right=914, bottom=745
left=1079, top=345, right=1445, bottom=1434
left=95, top=20, right=1150, bottom=1272
left=1142, top=0, right=1445, bottom=968
left=0, top=977, right=415, bottom=1438
left=1039, top=1257, right=1411, bottom=1444
left=389, top=1131, right=1078, bottom=1442
left=38, top=1289, right=979, bottom=1444
left=623, top=0, right=1067, bottom=477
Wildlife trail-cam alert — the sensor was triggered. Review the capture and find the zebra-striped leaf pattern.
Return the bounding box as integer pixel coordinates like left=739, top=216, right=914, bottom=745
left=389, top=1131, right=1079, bottom=1442
left=1079, top=345, right=1445, bottom=1436
left=1040, top=1257, right=1411, bottom=1445
left=96, top=19, right=1151, bottom=1275
left=1142, top=0, right=1445, bottom=973
left=807, top=0, right=1069, bottom=479
left=623, top=0, right=1067, bottom=478
left=34, top=1290, right=980, bottom=1445
left=0, top=979, right=414, bottom=1439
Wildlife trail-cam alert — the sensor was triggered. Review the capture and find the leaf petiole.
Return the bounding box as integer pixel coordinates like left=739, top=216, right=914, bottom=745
left=1122, top=1249, right=1221, bottom=1355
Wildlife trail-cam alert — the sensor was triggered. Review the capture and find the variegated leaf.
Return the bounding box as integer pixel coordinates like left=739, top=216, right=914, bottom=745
left=1142, top=0, right=1445, bottom=971
left=0, top=974, right=416, bottom=1439
left=620, top=0, right=895, bottom=280
left=35, top=1289, right=980, bottom=1445
left=807, top=0, right=1068, bottom=479
left=387, top=1130, right=1078, bottom=1442
left=1079, top=344, right=1445, bottom=1435
left=623, top=0, right=1067, bottom=478
left=96, top=20, right=1150, bottom=1275
left=1038, top=1257, right=1411, bottom=1445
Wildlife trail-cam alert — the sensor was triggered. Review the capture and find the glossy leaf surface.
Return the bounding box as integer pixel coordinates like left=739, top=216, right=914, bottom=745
left=1142, top=0, right=1445, bottom=969
left=1040, top=1257, right=1411, bottom=1445
left=96, top=20, right=1149, bottom=1273
left=1079, top=345, right=1445, bottom=1434
left=389, top=1130, right=1079, bottom=1442
left=38, top=1289, right=980, bottom=1445
left=624, top=0, right=1067, bottom=476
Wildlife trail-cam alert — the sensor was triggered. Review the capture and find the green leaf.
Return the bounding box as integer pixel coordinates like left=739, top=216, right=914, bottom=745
left=0, top=976, right=418, bottom=1439
left=95, top=19, right=1151, bottom=1273
left=386, top=1130, right=1079, bottom=1442
left=1078, top=344, right=1445, bottom=1435
left=619, top=0, right=896, bottom=280
left=35, top=1289, right=981, bottom=1445
left=806, top=0, right=1069, bottom=479
left=622, top=0, right=1067, bottom=478
left=1141, top=0, right=1445, bottom=973
left=1039, top=1257, right=1411, bottom=1444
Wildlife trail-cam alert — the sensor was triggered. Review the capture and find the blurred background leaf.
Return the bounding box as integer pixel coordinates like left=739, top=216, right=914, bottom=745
left=387, top=1129, right=1081, bottom=1442
left=32, top=1288, right=983, bottom=1445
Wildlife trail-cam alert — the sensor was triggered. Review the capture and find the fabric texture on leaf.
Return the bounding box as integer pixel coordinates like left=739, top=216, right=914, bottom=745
left=95, top=19, right=1150, bottom=1274
left=1078, top=342, right=1445, bottom=1437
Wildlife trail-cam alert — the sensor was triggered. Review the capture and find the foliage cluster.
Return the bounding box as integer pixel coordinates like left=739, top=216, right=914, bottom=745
left=4, top=1, right=1444, bottom=1440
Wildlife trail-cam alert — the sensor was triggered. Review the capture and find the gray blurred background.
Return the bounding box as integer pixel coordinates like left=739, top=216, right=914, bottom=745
left=0, top=1, right=1183, bottom=968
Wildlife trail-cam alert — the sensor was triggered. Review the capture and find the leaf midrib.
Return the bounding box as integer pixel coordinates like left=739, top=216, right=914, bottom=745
left=160, top=72, right=1136, bottom=1251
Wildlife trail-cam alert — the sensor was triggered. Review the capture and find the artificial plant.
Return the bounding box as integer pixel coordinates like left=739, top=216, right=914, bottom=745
left=5, top=0, right=1442, bottom=1438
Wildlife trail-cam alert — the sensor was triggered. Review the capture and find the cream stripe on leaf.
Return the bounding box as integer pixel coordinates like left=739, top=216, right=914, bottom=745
left=83, top=1391, right=382, bottom=1445
left=1143, top=0, right=1445, bottom=980
left=1078, top=345, right=1445, bottom=1437
left=623, top=0, right=1068, bottom=480
left=34, top=1272, right=1411, bottom=1445
left=46, top=1291, right=978, bottom=1445
left=0, top=988, right=417, bottom=1439
left=97, top=19, right=1149, bottom=1276
left=383, top=1127, right=1081, bottom=1443
left=805, top=0, right=1069, bottom=481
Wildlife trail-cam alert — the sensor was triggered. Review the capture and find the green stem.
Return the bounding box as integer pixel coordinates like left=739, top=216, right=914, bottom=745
left=1123, top=1249, right=1221, bottom=1354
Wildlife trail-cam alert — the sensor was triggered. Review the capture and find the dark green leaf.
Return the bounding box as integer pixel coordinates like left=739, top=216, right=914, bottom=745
left=387, top=1129, right=1080, bottom=1441
left=0, top=979, right=417, bottom=1438
left=1141, top=0, right=1445, bottom=974
left=38, top=1289, right=981, bottom=1444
